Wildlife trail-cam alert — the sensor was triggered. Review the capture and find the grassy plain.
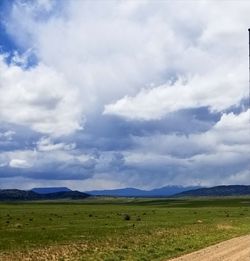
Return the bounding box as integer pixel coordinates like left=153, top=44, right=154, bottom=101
left=0, top=197, right=250, bottom=260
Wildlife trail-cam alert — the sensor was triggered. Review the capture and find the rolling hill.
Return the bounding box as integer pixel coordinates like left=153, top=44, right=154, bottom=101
left=174, top=185, right=250, bottom=197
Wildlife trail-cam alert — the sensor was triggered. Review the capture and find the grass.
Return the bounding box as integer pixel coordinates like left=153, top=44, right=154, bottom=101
left=0, top=197, right=250, bottom=260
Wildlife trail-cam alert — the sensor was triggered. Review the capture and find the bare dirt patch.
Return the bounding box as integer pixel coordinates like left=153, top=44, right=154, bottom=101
left=216, top=224, right=234, bottom=230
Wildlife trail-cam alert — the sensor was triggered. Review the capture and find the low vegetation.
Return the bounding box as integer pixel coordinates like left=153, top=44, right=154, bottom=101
left=0, top=197, right=250, bottom=260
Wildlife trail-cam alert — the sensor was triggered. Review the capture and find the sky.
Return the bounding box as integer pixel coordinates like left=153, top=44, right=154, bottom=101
left=0, top=0, right=249, bottom=191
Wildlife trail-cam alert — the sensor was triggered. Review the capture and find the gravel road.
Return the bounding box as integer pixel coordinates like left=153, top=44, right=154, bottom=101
left=169, top=235, right=250, bottom=261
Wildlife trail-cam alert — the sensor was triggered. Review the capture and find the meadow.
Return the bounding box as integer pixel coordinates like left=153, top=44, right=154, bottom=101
left=0, top=197, right=250, bottom=260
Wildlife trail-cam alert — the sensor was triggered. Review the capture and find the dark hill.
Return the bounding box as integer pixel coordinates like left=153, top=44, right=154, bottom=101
left=0, top=189, right=40, bottom=200
left=174, top=185, right=250, bottom=197
left=43, top=191, right=89, bottom=200
left=0, top=189, right=89, bottom=201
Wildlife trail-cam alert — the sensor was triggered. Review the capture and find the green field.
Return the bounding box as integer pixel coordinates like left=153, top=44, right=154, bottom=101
left=0, top=197, right=250, bottom=260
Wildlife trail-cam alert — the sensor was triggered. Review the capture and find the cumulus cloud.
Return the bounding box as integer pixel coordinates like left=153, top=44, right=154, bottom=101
left=0, top=56, right=83, bottom=136
left=104, top=68, right=247, bottom=120
left=3, top=0, right=249, bottom=126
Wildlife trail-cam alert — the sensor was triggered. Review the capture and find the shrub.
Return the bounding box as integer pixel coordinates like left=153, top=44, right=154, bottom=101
left=123, top=214, right=131, bottom=221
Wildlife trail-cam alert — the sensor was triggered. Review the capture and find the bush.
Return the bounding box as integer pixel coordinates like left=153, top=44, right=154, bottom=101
left=123, top=214, right=131, bottom=221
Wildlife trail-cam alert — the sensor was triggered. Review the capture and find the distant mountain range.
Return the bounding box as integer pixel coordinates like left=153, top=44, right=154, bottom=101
left=86, top=186, right=201, bottom=197
left=1, top=185, right=250, bottom=201
left=0, top=189, right=89, bottom=201
left=174, top=185, right=250, bottom=197
left=32, top=187, right=71, bottom=194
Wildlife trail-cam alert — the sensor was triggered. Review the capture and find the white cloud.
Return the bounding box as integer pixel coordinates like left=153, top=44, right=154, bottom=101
left=9, top=159, right=32, bottom=168
left=36, top=136, right=76, bottom=152
left=0, top=57, right=83, bottom=136
left=5, top=1, right=247, bottom=121
left=104, top=64, right=247, bottom=120
left=2, top=0, right=249, bottom=128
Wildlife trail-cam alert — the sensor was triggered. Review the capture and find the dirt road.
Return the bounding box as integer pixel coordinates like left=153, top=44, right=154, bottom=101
left=169, top=235, right=250, bottom=261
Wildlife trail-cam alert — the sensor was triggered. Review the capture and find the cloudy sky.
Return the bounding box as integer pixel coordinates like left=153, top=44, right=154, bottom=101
left=0, top=0, right=249, bottom=191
